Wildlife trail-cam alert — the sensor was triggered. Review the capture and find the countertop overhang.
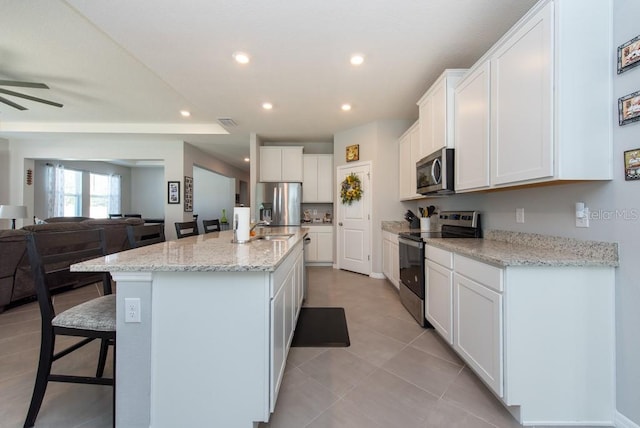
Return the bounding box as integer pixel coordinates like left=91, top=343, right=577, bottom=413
left=71, top=226, right=309, bottom=273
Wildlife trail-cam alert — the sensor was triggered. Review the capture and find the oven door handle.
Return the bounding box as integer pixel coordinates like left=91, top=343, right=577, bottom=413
left=398, top=237, right=423, bottom=248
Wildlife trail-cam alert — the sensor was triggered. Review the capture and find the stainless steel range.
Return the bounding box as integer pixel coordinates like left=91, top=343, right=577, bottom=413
left=397, top=211, right=481, bottom=327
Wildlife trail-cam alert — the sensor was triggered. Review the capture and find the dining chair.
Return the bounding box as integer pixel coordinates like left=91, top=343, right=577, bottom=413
left=127, top=223, right=166, bottom=248
left=174, top=221, right=199, bottom=238
left=23, top=228, right=115, bottom=428
left=108, top=213, right=123, bottom=219
left=202, top=219, right=221, bottom=234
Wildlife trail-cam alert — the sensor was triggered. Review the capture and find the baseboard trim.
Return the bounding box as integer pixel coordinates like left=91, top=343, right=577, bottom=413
left=369, top=272, right=385, bottom=280
left=616, top=411, right=640, bottom=428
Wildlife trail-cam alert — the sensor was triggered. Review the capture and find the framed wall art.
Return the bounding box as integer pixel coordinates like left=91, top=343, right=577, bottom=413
left=617, top=35, right=640, bottom=74
left=624, top=149, right=640, bottom=181
left=618, top=90, right=640, bottom=126
left=346, top=144, right=359, bottom=162
left=168, top=181, right=180, bottom=204
left=184, top=176, right=193, bottom=212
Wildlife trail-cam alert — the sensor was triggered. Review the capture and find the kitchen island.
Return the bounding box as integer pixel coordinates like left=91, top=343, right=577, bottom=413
left=72, top=227, right=307, bottom=428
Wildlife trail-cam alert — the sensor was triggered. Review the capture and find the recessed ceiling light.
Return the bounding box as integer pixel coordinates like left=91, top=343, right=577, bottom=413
left=341, top=104, right=352, bottom=111
left=244, top=157, right=250, bottom=162
left=262, top=102, right=273, bottom=110
left=233, top=51, right=250, bottom=64
left=180, top=110, right=191, bottom=117
left=350, top=54, right=365, bottom=66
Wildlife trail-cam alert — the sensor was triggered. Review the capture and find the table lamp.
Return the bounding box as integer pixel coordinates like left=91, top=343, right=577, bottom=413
left=0, top=205, right=28, bottom=229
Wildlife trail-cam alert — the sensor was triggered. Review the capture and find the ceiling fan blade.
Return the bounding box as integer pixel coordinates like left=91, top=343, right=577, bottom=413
left=0, top=80, right=49, bottom=89
left=0, top=88, right=63, bottom=108
left=0, top=95, right=27, bottom=110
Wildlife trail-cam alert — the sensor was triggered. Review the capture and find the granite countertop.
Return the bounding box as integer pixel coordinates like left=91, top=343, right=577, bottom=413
left=71, top=227, right=308, bottom=273
left=381, top=222, right=618, bottom=267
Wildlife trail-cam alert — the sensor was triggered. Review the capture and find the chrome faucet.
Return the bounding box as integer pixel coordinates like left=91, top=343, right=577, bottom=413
left=250, top=220, right=270, bottom=232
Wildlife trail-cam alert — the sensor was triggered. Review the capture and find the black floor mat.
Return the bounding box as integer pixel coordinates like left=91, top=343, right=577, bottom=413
left=291, top=307, right=350, bottom=347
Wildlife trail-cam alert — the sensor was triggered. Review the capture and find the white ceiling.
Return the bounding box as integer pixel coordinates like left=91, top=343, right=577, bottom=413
left=0, top=0, right=536, bottom=171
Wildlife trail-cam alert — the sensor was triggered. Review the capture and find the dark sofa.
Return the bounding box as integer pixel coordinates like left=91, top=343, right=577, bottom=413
left=0, top=217, right=144, bottom=312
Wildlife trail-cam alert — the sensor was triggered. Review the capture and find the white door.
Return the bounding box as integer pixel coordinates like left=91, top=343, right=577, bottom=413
left=337, top=162, right=371, bottom=275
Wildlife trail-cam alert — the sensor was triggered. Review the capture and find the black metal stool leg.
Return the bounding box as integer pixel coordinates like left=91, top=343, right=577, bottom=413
left=96, top=338, right=109, bottom=377
left=24, top=330, right=55, bottom=427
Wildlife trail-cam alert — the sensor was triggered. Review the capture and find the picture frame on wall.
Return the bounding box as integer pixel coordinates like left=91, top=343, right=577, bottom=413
left=184, top=176, right=193, bottom=212
left=624, top=149, right=640, bottom=181
left=618, top=90, right=640, bottom=126
left=617, top=35, right=640, bottom=74
left=168, top=181, right=180, bottom=204
left=346, top=144, right=359, bottom=162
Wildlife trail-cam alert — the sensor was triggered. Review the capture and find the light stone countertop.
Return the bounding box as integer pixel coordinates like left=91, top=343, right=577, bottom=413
left=71, top=227, right=308, bottom=273
left=381, top=222, right=618, bottom=267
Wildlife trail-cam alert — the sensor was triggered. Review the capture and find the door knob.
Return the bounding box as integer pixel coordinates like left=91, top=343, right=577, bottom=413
left=339, top=222, right=343, bottom=226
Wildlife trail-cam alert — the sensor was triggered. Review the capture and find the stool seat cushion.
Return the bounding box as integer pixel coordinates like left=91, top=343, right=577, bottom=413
left=53, top=294, right=116, bottom=332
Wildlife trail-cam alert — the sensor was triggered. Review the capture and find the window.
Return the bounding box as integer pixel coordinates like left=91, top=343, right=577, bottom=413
left=63, top=169, right=82, bottom=216
left=90, top=173, right=121, bottom=218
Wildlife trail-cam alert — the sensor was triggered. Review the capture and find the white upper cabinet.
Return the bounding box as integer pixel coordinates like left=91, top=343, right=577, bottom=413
left=303, top=154, right=333, bottom=203
left=490, top=2, right=553, bottom=185
left=453, top=0, right=613, bottom=190
left=455, top=62, right=491, bottom=192
left=260, top=146, right=304, bottom=182
left=417, top=69, right=466, bottom=158
left=398, top=121, right=421, bottom=200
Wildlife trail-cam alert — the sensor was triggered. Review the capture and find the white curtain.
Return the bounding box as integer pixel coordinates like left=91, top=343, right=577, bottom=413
left=108, top=174, right=121, bottom=215
left=46, top=164, right=65, bottom=218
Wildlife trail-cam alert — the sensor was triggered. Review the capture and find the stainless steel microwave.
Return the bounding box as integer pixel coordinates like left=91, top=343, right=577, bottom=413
left=416, top=148, right=455, bottom=195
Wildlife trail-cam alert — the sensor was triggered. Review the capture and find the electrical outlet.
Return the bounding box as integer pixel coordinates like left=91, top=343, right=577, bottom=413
left=124, top=298, right=141, bottom=323
left=516, top=208, right=525, bottom=223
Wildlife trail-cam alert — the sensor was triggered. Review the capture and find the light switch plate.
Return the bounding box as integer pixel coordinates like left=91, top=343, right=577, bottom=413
left=516, top=208, right=525, bottom=223
left=576, top=207, right=590, bottom=228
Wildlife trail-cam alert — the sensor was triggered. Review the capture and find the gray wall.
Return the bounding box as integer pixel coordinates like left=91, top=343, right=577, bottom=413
left=131, top=166, right=165, bottom=219
left=193, top=165, right=235, bottom=227
left=405, top=1, right=640, bottom=422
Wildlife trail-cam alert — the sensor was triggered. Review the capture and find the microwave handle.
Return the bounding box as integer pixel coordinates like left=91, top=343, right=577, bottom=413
left=431, top=158, right=441, bottom=184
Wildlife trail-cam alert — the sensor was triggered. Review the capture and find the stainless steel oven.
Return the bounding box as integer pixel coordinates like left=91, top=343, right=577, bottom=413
left=398, top=236, right=430, bottom=327
left=398, top=211, right=481, bottom=327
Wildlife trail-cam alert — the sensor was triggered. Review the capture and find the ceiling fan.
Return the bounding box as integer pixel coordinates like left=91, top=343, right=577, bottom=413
left=0, top=79, right=63, bottom=110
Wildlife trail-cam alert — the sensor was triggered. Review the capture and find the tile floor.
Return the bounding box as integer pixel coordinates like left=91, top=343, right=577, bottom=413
left=0, top=267, right=608, bottom=427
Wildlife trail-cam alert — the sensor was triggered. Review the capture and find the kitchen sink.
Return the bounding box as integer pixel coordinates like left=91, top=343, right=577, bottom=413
left=253, top=233, right=295, bottom=241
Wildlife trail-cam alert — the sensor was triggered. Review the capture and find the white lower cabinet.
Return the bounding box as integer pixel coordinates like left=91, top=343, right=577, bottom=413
left=382, top=231, right=399, bottom=288
left=453, top=271, right=503, bottom=396
left=306, top=226, right=333, bottom=264
left=425, top=260, right=453, bottom=344
left=269, top=242, right=304, bottom=412
left=423, top=246, right=615, bottom=425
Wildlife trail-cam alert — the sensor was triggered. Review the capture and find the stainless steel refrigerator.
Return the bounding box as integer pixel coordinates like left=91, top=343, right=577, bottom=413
left=262, top=182, right=302, bottom=226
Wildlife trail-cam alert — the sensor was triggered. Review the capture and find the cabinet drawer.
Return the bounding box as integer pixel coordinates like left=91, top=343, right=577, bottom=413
left=425, top=245, right=453, bottom=269
left=454, top=255, right=503, bottom=292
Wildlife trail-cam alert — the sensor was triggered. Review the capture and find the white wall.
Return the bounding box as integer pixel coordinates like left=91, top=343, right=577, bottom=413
left=131, top=166, right=164, bottom=219
left=193, top=165, right=234, bottom=229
